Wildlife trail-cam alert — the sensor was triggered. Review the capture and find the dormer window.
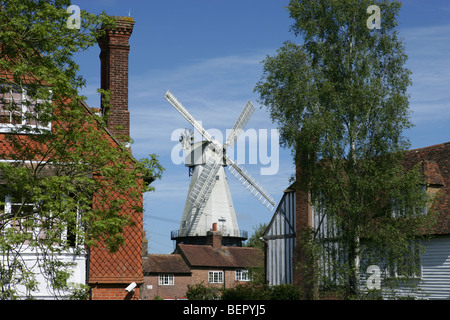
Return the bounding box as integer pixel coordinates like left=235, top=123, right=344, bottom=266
left=0, top=84, right=52, bottom=133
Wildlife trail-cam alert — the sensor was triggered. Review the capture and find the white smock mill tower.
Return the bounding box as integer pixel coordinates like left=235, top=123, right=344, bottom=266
left=165, top=91, right=275, bottom=246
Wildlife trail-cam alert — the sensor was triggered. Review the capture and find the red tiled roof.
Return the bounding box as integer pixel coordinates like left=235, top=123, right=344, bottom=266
left=177, top=244, right=263, bottom=269
left=403, top=142, right=450, bottom=234
left=421, top=160, right=445, bottom=186
left=143, top=254, right=190, bottom=274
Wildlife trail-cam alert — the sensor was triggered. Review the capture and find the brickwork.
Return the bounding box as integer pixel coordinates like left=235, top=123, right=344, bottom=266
left=88, top=16, right=144, bottom=300
left=142, top=274, right=192, bottom=300
left=98, top=16, right=134, bottom=141
left=191, top=268, right=239, bottom=289
left=90, top=284, right=140, bottom=300
left=141, top=268, right=247, bottom=300
left=207, top=230, right=222, bottom=248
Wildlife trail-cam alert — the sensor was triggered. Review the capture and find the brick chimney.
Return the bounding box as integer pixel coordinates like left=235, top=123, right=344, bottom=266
left=98, top=16, right=134, bottom=142
left=207, top=229, right=222, bottom=249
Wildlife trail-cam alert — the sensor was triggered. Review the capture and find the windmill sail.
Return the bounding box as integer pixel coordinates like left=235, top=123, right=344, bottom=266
left=165, top=90, right=276, bottom=243
left=226, top=157, right=275, bottom=211
left=224, top=100, right=255, bottom=150
left=165, top=90, right=216, bottom=146
left=188, top=154, right=222, bottom=208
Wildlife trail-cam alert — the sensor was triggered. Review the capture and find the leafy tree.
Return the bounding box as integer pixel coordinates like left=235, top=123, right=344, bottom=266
left=243, top=223, right=267, bottom=284
left=244, top=223, right=267, bottom=251
left=255, top=0, right=437, bottom=299
left=0, top=0, right=163, bottom=299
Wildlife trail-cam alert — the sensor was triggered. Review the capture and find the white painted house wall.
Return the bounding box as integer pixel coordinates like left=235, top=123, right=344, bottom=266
left=1, top=249, right=86, bottom=299
left=359, top=236, right=450, bottom=300
left=416, top=236, right=450, bottom=300
left=264, top=189, right=296, bottom=286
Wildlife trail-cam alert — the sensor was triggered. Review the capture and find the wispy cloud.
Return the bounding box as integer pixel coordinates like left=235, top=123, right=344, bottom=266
left=402, top=24, right=450, bottom=124
left=127, top=51, right=277, bottom=157
left=122, top=51, right=292, bottom=253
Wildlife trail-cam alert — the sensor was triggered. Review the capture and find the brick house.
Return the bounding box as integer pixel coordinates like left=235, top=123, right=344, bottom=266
left=0, top=16, right=145, bottom=300
left=141, top=254, right=192, bottom=300
left=141, top=230, right=263, bottom=300
left=87, top=16, right=144, bottom=301
left=264, top=141, right=450, bottom=299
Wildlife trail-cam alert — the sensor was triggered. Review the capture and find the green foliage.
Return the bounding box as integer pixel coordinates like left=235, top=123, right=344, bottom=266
left=138, top=154, right=165, bottom=192
left=186, top=282, right=302, bottom=300
left=186, top=283, right=221, bottom=300
left=240, top=224, right=267, bottom=284
left=0, top=1, right=163, bottom=299
left=244, top=223, right=267, bottom=250
left=221, top=283, right=272, bottom=300
left=255, top=0, right=438, bottom=299
left=68, top=284, right=90, bottom=300
left=269, top=284, right=302, bottom=300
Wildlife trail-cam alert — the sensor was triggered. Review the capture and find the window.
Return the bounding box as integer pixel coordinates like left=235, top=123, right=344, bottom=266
left=235, top=269, right=251, bottom=281
left=0, top=84, right=52, bottom=133
left=208, top=271, right=223, bottom=283
left=0, top=86, right=23, bottom=125
left=158, top=274, right=174, bottom=286
left=0, top=188, right=81, bottom=248
left=4, top=193, right=36, bottom=242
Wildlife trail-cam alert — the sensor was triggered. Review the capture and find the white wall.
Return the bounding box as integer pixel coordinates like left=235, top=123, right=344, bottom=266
left=1, top=249, right=86, bottom=299
left=417, top=236, right=450, bottom=300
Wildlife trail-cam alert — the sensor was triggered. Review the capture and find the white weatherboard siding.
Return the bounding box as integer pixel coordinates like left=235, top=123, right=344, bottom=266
left=359, top=236, right=450, bottom=300
left=264, top=190, right=296, bottom=286
left=179, top=164, right=239, bottom=237
left=417, top=236, right=450, bottom=300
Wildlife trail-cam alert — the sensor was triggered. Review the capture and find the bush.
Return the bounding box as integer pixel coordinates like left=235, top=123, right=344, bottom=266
left=270, top=284, right=302, bottom=300
left=221, top=282, right=271, bottom=300
left=186, top=283, right=221, bottom=300
left=186, top=281, right=303, bottom=300
left=221, top=283, right=302, bottom=300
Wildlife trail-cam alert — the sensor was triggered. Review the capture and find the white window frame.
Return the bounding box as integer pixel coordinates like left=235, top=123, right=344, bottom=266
left=158, top=274, right=174, bottom=286
left=1, top=190, right=82, bottom=249
left=235, top=269, right=251, bottom=281
left=0, top=86, right=52, bottom=133
left=2, top=194, right=36, bottom=241
left=208, top=271, right=223, bottom=283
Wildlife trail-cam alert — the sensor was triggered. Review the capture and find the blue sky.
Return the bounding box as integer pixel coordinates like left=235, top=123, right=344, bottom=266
left=73, top=1, right=450, bottom=254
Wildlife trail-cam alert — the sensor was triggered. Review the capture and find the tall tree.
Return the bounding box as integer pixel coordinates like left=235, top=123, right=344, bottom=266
left=255, top=0, right=436, bottom=299
left=0, top=0, right=163, bottom=299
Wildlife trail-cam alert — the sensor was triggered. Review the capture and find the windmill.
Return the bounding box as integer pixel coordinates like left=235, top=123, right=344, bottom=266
left=165, top=90, right=275, bottom=246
